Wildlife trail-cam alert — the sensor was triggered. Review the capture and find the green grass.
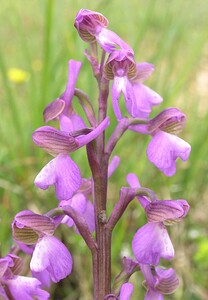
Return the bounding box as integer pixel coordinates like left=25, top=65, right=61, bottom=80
left=1, top=0, right=208, bottom=299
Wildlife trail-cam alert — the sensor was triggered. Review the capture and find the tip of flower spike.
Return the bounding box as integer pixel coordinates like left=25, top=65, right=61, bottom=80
left=74, top=9, right=109, bottom=43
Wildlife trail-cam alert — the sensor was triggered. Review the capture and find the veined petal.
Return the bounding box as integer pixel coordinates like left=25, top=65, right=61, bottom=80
left=154, top=267, right=179, bottom=294
left=120, top=283, right=134, bottom=300
left=147, top=131, right=191, bottom=176
left=132, top=222, right=174, bottom=265
left=30, top=236, right=72, bottom=283
left=34, top=154, right=81, bottom=201
left=146, top=199, right=190, bottom=224
left=12, top=211, right=55, bottom=245
left=74, top=9, right=108, bottom=42
left=14, top=211, right=55, bottom=235
left=32, top=126, right=79, bottom=155
left=148, top=108, right=186, bottom=135
left=43, top=98, right=65, bottom=123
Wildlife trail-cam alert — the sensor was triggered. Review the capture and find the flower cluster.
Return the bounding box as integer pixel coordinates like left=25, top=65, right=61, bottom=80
left=0, top=253, right=49, bottom=299
left=5, top=8, right=191, bottom=299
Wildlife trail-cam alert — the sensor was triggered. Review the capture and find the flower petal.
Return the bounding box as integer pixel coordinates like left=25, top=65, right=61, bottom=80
left=132, top=222, right=174, bottom=265
left=96, top=28, right=133, bottom=53
left=32, top=126, right=79, bottom=155
left=120, top=283, right=134, bottom=300
left=128, top=83, right=162, bottom=118
left=145, top=199, right=190, bottom=223
left=154, top=267, right=179, bottom=294
left=112, top=77, right=125, bottom=120
left=134, top=62, right=155, bottom=82
left=147, top=131, right=191, bottom=176
left=108, top=156, right=120, bottom=178
left=7, top=276, right=49, bottom=300
left=30, top=236, right=73, bottom=283
left=43, top=98, right=65, bottom=123
left=62, top=60, right=82, bottom=114
left=34, top=154, right=81, bottom=201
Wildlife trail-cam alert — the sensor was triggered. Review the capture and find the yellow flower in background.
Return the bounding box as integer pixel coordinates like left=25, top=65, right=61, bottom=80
left=7, top=68, right=30, bottom=83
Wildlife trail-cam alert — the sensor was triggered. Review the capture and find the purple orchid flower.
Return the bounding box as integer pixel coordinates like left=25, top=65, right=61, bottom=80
left=140, top=264, right=179, bottom=300
left=12, top=210, right=73, bottom=284
left=0, top=254, right=49, bottom=299
left=74, top=9, right=132, bottom=53
left=147, top=108, right=191, bottom=176
left=127, top=173, right=189, bottom=265
left=132, top=222, right=174, bottom=265
left=104, top=49, right=163, bottom=120
left=34, top=153, right=81, bottom=201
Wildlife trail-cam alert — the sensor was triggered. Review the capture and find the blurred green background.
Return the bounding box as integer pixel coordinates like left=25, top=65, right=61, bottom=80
left=0, top=0, right=208, bottom=299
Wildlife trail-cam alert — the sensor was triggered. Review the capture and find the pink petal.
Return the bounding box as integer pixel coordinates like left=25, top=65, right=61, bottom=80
left=34, top=154, right=81, bottom=201
left=120, top=283, right=134, bottom=300
left=134, top=62, right=155, bottom=82
left=147, top=131, right=191, bottom=176
left=30, top=236, right=73, bottom=283
left=132, top=222, right=174, bottom=265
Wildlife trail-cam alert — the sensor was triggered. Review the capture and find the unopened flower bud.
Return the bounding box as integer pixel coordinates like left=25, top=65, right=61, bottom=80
left=74, top=9, right=108, bottom=42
